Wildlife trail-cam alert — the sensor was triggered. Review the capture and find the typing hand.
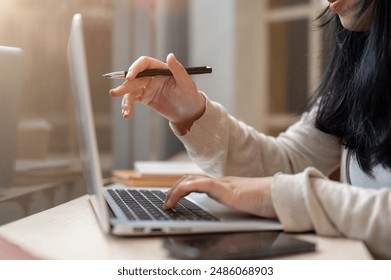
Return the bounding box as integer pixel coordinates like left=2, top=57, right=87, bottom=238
left=163, top=175, right=277, bottom=218
left=109, top=53, right=206, bottom=133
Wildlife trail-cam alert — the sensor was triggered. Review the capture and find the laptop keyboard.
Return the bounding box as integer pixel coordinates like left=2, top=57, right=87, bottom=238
left=107, top=189, right=219, bottom=221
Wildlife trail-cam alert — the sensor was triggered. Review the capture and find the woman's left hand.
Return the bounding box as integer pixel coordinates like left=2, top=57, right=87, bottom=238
left=163, top=175, right=277, bottom=218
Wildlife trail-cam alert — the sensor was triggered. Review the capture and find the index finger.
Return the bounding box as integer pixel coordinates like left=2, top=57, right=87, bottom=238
left=127, top=56, right=167, bottom=80
left=163, top=176, right=220, bottom=209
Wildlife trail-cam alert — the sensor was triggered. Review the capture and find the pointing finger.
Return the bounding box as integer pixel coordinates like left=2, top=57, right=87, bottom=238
left=163, top=176, right=219, bottom=209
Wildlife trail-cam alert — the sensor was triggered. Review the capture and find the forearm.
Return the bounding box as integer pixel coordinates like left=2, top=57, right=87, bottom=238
left=171, top=97, right=341, bottom=177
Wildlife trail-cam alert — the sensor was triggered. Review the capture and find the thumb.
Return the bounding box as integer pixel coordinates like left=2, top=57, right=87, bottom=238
left=166, top=53, right=194, bottom=89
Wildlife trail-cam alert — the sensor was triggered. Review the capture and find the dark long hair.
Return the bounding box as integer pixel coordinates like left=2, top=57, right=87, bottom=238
left=314, top=0, right=391, bottom=174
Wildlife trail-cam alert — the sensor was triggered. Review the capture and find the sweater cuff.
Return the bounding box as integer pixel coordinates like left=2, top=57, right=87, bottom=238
left=169, top=97, right=227, bottom=154
left=271, top=168, right=326, bottom=232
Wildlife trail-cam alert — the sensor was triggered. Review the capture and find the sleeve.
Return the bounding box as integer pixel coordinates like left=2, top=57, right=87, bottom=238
left=271, top=167, right=391, bottom=259
left=170, top=96, right=341, bottom=178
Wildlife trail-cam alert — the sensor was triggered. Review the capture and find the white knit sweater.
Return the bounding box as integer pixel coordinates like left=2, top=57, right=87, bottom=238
left=170, top=97, right=391, bottom=259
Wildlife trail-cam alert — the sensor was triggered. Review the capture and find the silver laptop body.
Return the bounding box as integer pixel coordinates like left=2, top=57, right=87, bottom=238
left=0, top=46, right=23, bottom=193
left=67, top=13, right=282, bottom=236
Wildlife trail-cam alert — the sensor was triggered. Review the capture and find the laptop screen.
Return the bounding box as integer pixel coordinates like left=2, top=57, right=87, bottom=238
left=67, top=13, right=110, bottom=233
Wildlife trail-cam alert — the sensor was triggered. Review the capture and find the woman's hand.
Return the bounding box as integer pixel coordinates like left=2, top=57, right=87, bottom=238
left=163, top=175, right=277, bottom=218
left=109, top=53, right=206, bottom=133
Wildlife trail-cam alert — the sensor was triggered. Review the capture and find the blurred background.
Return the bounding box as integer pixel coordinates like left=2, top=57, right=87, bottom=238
left=0, top=0, right=329, bottom=224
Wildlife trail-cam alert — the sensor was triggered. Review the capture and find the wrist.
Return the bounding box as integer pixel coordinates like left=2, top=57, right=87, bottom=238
left=172, top=92, right=206, bottom=135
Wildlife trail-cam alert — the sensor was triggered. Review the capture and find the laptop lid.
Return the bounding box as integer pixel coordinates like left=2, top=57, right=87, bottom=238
left=67, top=13, right=111, bottom=233
left=0, top=46, right=23, bottom=192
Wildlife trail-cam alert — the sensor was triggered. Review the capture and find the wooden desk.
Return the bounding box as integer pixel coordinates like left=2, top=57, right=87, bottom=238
left=0, top=195, right=372, bottom=260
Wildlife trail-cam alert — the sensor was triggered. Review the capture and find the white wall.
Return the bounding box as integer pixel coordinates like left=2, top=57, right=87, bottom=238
left=188, top=0, right=265, bottom=130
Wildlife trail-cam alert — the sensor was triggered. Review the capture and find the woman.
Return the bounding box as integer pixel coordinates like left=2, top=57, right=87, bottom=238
left=109, top=0, right=390, bottom=259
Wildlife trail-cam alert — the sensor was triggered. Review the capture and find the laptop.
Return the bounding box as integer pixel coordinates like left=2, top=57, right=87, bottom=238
left=0, top=46, right=23, bottom=193
left=67, top=13, right=282, bottom=236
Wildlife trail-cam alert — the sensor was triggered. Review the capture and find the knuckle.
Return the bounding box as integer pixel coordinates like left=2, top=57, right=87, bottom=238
left=138, top=56, right=148, bottom=64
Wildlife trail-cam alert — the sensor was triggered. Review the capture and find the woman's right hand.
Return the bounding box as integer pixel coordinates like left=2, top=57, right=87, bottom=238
left=164, top=175, right=277, bottom=219
left=109, top=53, right=206, bottom=133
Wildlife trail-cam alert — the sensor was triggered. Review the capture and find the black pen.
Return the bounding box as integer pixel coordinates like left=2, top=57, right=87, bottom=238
left=102, top=66, right=212, bottom=79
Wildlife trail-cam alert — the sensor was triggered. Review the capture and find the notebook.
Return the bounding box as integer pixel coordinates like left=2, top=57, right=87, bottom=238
left=0, top=46, right=23, bottom=193
left=67, top=13, right=282, bottom=236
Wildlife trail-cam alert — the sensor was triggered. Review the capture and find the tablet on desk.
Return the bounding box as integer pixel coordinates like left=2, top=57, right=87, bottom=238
left=164, top=231, right=316, bottom=259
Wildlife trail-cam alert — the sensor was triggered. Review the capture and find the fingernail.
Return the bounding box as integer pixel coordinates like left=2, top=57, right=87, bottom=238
left=122, top=108, right=129, bottom=117
left=126, top=70, right=134, bottom=79
left=163, top=200, right=171, bottom=209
